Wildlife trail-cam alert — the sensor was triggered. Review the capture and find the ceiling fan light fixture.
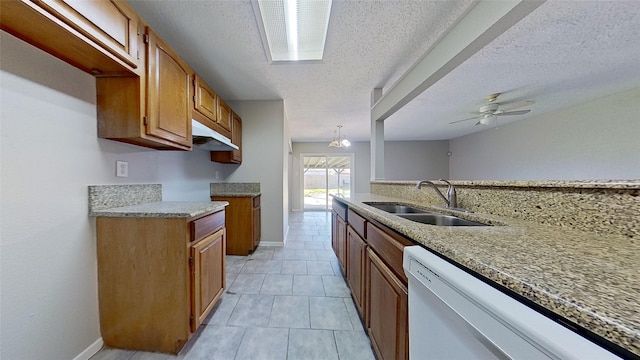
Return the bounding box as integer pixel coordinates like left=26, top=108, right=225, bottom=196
left=253, top=0, right=333, bottom=62
left=328, top=125, right=350, bottom=147
left=480, top=113, right=497, bottom=125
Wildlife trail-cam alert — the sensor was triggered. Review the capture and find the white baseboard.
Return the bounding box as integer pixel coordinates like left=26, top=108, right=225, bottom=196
left=73, top=338, right=103, bottom=360
left=258, top=241, right=284, bottom=247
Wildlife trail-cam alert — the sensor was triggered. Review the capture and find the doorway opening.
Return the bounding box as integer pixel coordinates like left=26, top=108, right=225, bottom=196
left=302, top=154, right=353, bottom=211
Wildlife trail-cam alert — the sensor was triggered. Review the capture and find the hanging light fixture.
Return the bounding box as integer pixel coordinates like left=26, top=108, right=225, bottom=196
left=328, top=125, right=351, bottom=147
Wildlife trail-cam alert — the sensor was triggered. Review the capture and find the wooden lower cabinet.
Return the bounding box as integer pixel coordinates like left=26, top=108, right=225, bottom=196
left=335, top=214, right=347, bottom=275
left=347, top=225, right=367, bottom=321
left=331, top=200, right=410, bottom=360
left=190, top=227, right=225, bottom=332
left=367, top=248, right=409, bottom=360
left=252, top=197, right=261, bottom=249
left=96, top=210, right=225, bottom=354
left=211, top=195, right=260, bottom=255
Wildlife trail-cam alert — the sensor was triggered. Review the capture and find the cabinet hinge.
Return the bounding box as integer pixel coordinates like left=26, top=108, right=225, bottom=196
left=189, top=315, right=194, bottom=327
left=193, top=96, right=196, bottom=102
left=137, top=50, right=140, bottom=60
left=143, top=34, right=149, bottom=44
left=143, top=116, right=148, bottom=126
left=189, top=256, right=194, bottom=267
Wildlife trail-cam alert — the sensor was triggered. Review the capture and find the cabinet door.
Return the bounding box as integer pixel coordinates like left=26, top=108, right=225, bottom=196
left=1, top=0, right=139, bottom=75
left=252, top=205, right=261, bottom=249
left=367, top=248, right=408, bottom=360
left=36, top=0, right=139, bottom=68
left=347, top=226, right=367, bottom=321
left=145, top=27, right=192, bottom=148
left=230, top=112, right=242, bottom=163
left=217, top=98, right=233, bottom=134
left=193, top=74, right=218, bottom=123
left=191, top=228, right=225, bottom=332
left=331, top=211, right=338, bottom=255
left=336, top=215, right=347, bottom=276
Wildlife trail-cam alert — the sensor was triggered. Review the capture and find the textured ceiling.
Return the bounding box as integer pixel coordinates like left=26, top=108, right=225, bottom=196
left=129, top=1, right=640, bottom=143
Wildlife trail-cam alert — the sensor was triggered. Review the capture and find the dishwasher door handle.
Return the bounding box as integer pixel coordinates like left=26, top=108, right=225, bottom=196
left=465, top=321, right=514, bottom=360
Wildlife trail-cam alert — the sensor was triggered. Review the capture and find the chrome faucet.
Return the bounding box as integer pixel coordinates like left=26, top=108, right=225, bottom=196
left=416, top=179, right=457, bottom=208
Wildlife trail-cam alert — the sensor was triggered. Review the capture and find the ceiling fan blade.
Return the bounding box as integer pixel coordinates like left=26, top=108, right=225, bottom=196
left=499, top=109, right=531, bottom=116
left=449, top=115, right=480, bottom=124
left=500, top=100, right=535, bottom=111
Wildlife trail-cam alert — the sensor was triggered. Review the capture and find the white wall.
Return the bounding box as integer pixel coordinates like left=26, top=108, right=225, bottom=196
left=227, top=100, right=287, bottom=244
left=384, top=140, right=450, bottom=180
left=0, top=32, right=224, bottom=359
left=449, top=87, right=640, bottom=180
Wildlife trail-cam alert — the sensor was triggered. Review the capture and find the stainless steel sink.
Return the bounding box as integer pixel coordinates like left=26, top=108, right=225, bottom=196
left=364, top=202, right=430, bottom=214
left=397, top=213, right=486, bottom=226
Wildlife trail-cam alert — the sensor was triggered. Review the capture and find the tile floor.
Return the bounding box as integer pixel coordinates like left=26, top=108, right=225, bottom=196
left=90, top=211, right=375, bottom=360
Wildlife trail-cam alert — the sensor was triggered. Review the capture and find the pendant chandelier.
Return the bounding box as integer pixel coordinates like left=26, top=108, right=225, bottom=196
left=328, top=125, right=351, bottom=147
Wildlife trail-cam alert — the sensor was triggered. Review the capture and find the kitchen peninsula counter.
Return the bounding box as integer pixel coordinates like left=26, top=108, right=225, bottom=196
left=334, top=193, right=640, bottom=358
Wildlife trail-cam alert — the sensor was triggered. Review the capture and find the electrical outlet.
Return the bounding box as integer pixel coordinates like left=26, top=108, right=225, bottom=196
left=215, top=171, right=219, bottom=179
left=116, top=161, right=128, bottom=177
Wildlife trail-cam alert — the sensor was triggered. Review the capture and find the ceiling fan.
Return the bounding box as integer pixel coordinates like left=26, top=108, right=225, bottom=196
left=449, top=93, right=535, bottom=126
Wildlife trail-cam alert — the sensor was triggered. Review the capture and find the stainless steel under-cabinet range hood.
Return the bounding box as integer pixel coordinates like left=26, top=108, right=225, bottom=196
left=192, top=119, right=239, bottom=151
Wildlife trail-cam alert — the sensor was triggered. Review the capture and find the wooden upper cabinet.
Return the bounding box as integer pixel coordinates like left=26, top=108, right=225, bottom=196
left=36, top=0, right=138, bottom=69
left=230, top=112, right=242, bottom=162
left=0, top=0, right=139, bottom=75
left=217, top=98, right=233, bottom=135
left=145, top=27, right=192, bottom=148
left=96, top=26, right=193, bottom=150
left=193, top=75, right=232, bottom=139
left=210, top=111, right=242, bottom=164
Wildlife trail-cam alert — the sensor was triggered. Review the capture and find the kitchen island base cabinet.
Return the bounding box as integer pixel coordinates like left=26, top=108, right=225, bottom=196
left=96, top=210, right=225, bottom=354
left=347, top=225, right=367, bottom=321
left=367, top=248, right=408, bottom=360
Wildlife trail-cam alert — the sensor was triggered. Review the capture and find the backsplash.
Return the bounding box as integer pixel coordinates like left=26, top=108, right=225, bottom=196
left=371, top=180, right=640, bottom=238
left=88, top=184, right=162, bottom=215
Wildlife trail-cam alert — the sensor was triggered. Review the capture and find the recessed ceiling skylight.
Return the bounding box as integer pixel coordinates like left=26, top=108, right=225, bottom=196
left=254, top=0, right=332, bottom=62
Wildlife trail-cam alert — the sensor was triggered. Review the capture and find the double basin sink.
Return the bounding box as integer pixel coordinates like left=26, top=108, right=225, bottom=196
left=364, top=202, right=487, bottom=226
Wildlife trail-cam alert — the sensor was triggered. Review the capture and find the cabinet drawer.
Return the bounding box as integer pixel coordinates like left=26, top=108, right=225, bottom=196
left=191, top=210, right=225, bottom=242
left=366, top=223, right=412, bottom=283
left=332, top=199, right=348, bottom=221
left=348, top=208, right=367, bottom=239
left=253, top=196, right=261, bottom=208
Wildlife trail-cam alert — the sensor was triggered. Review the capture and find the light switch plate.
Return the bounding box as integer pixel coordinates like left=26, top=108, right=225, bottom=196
left=116, top=161, right=128, bottom=177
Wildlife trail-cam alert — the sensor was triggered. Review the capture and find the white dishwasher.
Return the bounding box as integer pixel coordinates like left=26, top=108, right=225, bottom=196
left=403, top=246, right=621, bottom=360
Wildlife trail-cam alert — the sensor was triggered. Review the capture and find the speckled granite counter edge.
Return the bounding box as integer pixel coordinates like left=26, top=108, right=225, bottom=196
left=371, top=179, right=640, bottom=189
left=211, top=192, right=261, bottom=197
left=334, top=194, right=640, bottom=358
left=90, top=201, right=228, bottom=218
left=210, top=182, right=261, bottom=194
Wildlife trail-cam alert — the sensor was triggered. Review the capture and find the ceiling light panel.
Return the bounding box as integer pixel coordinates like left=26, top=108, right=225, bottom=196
left=256, top=0, right=332, bottom=62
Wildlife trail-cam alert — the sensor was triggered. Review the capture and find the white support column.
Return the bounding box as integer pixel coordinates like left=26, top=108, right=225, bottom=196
left=371, top=88, right=384, bottom=180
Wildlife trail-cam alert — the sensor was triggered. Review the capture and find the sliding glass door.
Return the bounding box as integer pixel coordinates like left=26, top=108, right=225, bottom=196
left=302, top=154, right=353, bottom=211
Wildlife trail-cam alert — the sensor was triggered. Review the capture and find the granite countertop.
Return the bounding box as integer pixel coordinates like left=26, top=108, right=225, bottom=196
left=210, top=192, right=261, bottom=197
left=335, top=193, right=640, bottom=357
left=89, top=201, right=228, bottom=218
